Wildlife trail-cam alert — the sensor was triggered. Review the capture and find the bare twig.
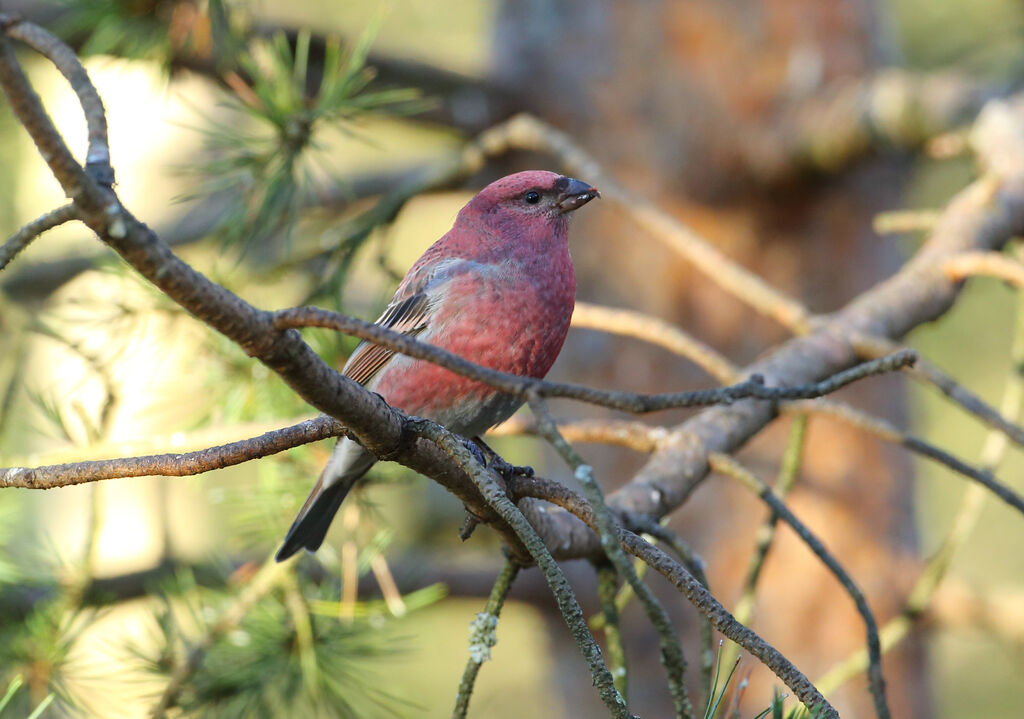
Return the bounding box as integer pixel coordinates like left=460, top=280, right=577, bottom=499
left=943, top=250, right=1024, bottom=287
left=735, top=415, right=808, bottom=620
left=528, top=394, right=694, bottom=719
left=719, top=414, right=809, bottom=687
left=625, top=515, right=715, bottom=704
left=782, top=400, right=1024, bottom=517
left=412, top=418, right=632, bottom=719
left=452, top=559, right=521, bottom=719
left=571, top=301, right=739, bottom=383
left=0, top=203, right=79, bottom=270
left=275, top=305, right=915, bottom=413
left=0, top=13, right=113, bottom=183
left=595, top=566, right=629, bottom=703
left=852, top=333, right=1024, bottom=450
left=0, top=416, right=343, bottom=488
left=490, top=416, right=669, bottom=453
left=510, top=475, right=837, bottom=718
left=872, top=209, right=940, bottom=236
left=708, top=453, right=890, bottom=719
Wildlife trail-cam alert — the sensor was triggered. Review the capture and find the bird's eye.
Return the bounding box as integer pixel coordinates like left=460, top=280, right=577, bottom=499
left=523, top=191, right=541, bottom=204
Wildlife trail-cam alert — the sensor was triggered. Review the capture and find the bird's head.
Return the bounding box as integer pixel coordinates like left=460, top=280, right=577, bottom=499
left=465, top=170, right=600, bottom=223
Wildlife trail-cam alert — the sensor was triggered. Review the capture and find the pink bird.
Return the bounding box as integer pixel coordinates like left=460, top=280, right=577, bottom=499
left=276, top=171, right=600, bottom=560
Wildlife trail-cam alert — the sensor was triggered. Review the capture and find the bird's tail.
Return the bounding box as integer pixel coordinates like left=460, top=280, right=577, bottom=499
left=275, top=437, right=376, bottom=561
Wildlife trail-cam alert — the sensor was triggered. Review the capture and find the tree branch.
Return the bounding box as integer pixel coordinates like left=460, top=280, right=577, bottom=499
left=527, top=393, right=693, bottom=719
left=0, top=203, right=79, bottom=270
left=708, top=453, right=890, bottom=719
left=0, top=417, right=342, bottom=488
left=1, top=13, right=112, bottom=183
left=570, top=301, right=738, bottom=383
left=274, top=305, right=915, bottom=412
left=510, top=475, right=838, bottom=718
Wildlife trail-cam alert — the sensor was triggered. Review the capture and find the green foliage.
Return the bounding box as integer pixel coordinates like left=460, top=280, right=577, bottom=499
left=135, top=569, right=431, bottom=719
left=704, top=642, right=740, bottom=719
left=57, top=0, right=176, bottom=61
left=0, top=676, right=55, bottom=719
left=704, top=645, right=830, bottom=719
left=57, top=0, right=241, bottom=64
left=189, top=23, right=425, bottom=251
left=0, top=600, right=99, bottom=718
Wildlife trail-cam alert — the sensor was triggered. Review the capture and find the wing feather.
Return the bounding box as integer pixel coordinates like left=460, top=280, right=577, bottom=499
left=341, top=257, right=490, bottom=386
left=343, top=292, right=432, bottom=386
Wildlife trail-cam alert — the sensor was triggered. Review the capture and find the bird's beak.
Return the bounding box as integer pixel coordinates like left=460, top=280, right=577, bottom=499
left=556, top=177, right=600, bottom=213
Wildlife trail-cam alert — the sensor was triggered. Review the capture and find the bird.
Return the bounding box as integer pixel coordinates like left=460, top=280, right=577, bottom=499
left=275, top=170, right=600, bottom=561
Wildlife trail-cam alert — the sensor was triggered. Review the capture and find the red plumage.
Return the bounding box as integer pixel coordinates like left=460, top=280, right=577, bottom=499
left=276, top=170, right=599, bottom=561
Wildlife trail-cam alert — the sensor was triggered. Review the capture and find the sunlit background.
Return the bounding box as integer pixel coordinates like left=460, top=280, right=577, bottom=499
left=1, top=1, right=1023, bottom=717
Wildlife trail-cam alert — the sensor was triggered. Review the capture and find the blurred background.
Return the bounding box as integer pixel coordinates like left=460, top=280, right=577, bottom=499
left=1, top=0, right=1023, bottom=717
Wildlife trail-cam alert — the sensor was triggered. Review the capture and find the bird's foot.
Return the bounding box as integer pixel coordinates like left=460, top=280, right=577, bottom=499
left=462, top=437, right=490, bottom=468
left=467, top=437, right=534, bottom=481
left=488, top=455, right=535, bottom=481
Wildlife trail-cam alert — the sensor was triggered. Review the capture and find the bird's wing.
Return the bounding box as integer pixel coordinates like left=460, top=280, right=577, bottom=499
left=342, top=257, right=476, bottom=386
left=343, top=292, right=433, bottom=385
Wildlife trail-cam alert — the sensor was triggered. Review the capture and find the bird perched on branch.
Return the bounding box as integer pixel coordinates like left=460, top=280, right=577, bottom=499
left=276, top=170, right=600, bottom=561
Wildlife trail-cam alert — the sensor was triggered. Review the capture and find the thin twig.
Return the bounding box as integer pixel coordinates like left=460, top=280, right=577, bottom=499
left=626, top=515, right=715, bottom=705
left=718, top=414, right=809, bottom=693
left=411, top=418, right=633, bottom=719
left=0, top=416, right=344, bottom=488
left=528, top=394, right=694, bottom=719
left=872, top=209, right=940, bottom=235
left=0, top=33, right=94, bottom=195
left=510, top=475, right=837, bottom=718
left=1, top=13, right=113, bottom=183
left=595, top=566, right=629, bottom=703
left=852, top=333, right=1024, bottom=449
left=707, top=453, right=891, bottom=719
left=571, top=301, right=739, bottom=383
left=490, top=416, right=669, bottom=453
left=275, top=305, right=916, bottom=414
left=452, top=559, right=520, bottom=719
left=943, top=250, right=1024, bottom=287
left=782, top=399, right=1024, bottom=517
left=737, top=414, right=808, bottom=618
left=0, top=203, right=79, bottom=270
left=814, top=272, right=1024, bottom=695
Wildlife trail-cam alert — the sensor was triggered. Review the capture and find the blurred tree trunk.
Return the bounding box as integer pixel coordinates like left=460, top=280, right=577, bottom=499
left=492, top=2, right=929, bottom=718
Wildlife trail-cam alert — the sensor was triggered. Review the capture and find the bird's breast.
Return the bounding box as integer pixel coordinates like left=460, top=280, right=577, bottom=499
left=371, top=254, right=576, bottom=432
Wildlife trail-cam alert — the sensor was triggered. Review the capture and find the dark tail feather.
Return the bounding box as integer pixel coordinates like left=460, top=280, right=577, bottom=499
left=275, top=480, right=353, bottom=561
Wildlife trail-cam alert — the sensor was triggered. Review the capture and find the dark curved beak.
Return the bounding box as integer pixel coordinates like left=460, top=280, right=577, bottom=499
left=556, top=177, right=600, bottom=213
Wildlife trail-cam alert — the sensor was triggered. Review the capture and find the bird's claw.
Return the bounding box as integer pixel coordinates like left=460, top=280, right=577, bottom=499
left=484, top=453, right=535, bottom=481
left=462, top=437, right=489, bottom=467
left=461, top=438, right=533, bottom=480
